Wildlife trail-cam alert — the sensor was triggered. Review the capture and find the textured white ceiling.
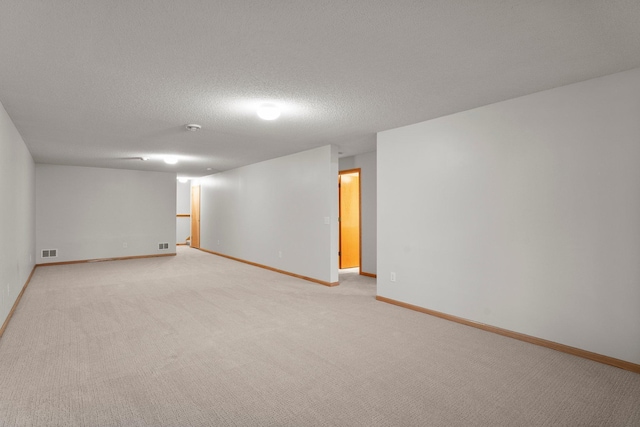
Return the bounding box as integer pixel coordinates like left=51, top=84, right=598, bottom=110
left=1, top=1, right=640, bottom=176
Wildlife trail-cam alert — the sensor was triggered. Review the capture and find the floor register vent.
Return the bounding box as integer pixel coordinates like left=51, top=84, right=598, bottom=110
left=41, top=249, right=58, bottom=258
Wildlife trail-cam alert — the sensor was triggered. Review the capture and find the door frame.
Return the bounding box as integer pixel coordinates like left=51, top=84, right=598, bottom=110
left=190, top=185, right=201, bottom=249
left=338, top=168, right=361, bottom=272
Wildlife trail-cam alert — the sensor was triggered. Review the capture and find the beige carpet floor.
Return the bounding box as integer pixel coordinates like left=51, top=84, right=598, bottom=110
left=1, top=246, right=639, bottom=426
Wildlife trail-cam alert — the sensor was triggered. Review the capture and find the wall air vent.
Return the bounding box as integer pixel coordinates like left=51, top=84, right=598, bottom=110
left=41, top=249, right=58, bottom=258
left=158, top=243, right=169, bottom=250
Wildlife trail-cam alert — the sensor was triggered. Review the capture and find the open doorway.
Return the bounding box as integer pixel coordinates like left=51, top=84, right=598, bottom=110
left=190, top=185, right=200, bottom=249
left=339, top=169, right=360, bottom=271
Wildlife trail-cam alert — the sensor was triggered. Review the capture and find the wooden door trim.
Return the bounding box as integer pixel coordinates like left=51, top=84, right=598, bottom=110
left=190, top=185, right=201, bottom=249
left=339, top=168, right=361, bottom=175
left=338, top=168, right=361, bottom=271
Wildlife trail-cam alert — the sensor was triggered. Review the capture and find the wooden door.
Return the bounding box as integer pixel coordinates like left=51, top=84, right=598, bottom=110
left=339, top=170, right=360, bottom=268
left=190, top=185, right=200, bottom=249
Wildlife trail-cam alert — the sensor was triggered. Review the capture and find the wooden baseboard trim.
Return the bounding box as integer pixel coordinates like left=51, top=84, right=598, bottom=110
left=176, top=243, right=189, bottom=246
left=0, top=266, right=37, bottom=339
left=36, top=253, right=176, bottom=267
left=376, top=295, right=640, bottom=374
left=197, top=248, right=339, bottom=287
left=360, top=272, right=377, bottom=278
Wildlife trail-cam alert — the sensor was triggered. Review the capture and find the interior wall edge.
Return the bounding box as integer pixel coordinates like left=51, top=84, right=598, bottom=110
left=0, top=265, right=37, bottom=339
left=197, top=248, right=340, bottom=287
left=376, top=295, right=640, bottom=374
left=36, top=253, right=176, bottom=267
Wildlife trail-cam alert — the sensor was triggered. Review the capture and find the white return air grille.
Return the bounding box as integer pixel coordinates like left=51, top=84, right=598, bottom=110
left=158, top=243, right=169, bottom=250
left=41, top=249, right=58, bottom=258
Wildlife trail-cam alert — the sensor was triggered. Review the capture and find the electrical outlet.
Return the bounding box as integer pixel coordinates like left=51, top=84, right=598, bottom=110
left=217, top=240, right=220, bottom=245
left=278, top=251, right=282, bottom=258
left=390, top=272, right=396, bottom=282
left=123, top=242, right=128, bottom=248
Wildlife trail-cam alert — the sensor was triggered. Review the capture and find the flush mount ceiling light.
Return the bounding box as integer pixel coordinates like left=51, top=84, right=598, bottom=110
left=185, top=124, right=201, bottom=131
left=177, top=177, right=190, bottom=183
left=257, top=104, right=281, bottom=120
left=164, top=156, right=179, bottom=165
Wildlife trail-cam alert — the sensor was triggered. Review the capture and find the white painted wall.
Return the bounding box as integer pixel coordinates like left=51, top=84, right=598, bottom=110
left=36, top=165, right=176, bottom=263
left=199, top=145, right=339, bottom=284
left=0, top=100, right=35, bottom=328
left=176, top=180, right=191, bottom=244
left=339, top=150, right=377, bottom=275
left=378, top=67, right=640, bottom=365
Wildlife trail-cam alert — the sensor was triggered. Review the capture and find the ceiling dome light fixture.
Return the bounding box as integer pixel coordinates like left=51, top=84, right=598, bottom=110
left=164, top=156, right=179, bottom=165
left=185, top=124, right=201, bottom=131
left=257, top=104, right=281, bottom=120
left=178, top=177, right=190, bottom=183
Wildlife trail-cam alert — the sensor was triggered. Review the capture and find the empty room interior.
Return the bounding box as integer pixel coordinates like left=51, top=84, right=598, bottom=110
left=1, top=1, right=640, bottom=425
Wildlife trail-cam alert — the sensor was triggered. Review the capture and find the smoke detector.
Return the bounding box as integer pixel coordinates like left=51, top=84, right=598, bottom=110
left=186, top=124, right=201, bottom=131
